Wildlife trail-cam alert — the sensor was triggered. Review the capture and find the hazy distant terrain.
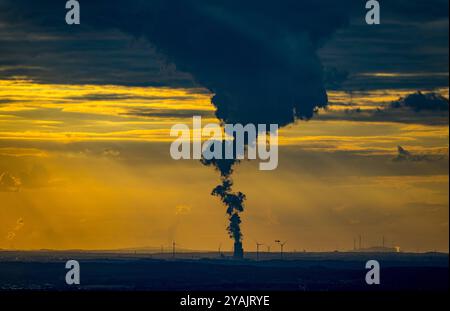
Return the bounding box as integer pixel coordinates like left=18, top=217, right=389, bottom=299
left=0, top=251, right=447, bottom=291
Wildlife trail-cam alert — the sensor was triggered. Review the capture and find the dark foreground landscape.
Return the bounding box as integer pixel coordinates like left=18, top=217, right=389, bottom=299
left=0, top=251, right=448, bottom=291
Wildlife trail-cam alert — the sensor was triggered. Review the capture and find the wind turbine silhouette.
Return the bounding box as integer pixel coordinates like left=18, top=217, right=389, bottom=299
left=275, top=240, right=287, bottom=259
left=255, top=241, right=264, bottom=261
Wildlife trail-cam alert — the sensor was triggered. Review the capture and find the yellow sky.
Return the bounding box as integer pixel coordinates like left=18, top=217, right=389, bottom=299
left=0, top=79, right=448, bottom=252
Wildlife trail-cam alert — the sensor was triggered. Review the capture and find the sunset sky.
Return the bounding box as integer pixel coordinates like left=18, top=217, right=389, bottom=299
left=0, top=0, right=448, bottom=252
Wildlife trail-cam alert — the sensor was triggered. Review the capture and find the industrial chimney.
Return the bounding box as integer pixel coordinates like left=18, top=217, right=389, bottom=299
left=234, top=241, right=244, bottom=259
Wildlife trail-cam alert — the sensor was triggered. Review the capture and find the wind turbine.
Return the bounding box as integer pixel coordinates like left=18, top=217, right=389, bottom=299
left=275, top=240, right=287, bottom=260
left=255, top=241, right=264, bottom=261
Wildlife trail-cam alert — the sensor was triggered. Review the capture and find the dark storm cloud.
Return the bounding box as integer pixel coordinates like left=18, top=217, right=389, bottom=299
left=1, top=1, right=447, bottom=90
left=371, top=91, right=449, bottom=125
left=323, top=67, right=350, bottom=90
left=343, top=73, right=449, bottom=91
left=1, top=0, right=353, bottom=126
left=320, top=1, right=449, bottom=91
left=390, top=92, right=449, bottom=112
left=77, top=0, right=354, bottom=126
left=316, top=91, right=449, bottom=125
left=0, top=0, right=448, bottom=118
left=382, top=0, right=449, bottom=22
left=315, top=109, right=449, bottom=125
left=0, top=11, right=194, bottom=87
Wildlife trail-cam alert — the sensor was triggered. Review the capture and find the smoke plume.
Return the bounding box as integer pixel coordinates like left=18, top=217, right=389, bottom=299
left=101, top=0, right=350, bottom=126
left=201, top=143, right=244, bottom=256
left=0, top=0, right=353, bottom=256
left=119, top=0, right=351, bottom=256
